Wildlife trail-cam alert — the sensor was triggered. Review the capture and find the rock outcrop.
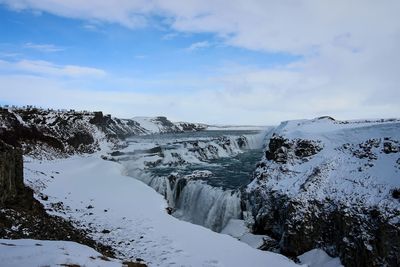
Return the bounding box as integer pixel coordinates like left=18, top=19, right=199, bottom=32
left=0, top=107, right=207, bottom=157
left=245, top=118, right=400, bottom=266
left=0, top=140, right=115, bottom=257
left=0, top=140, right=33, bottom=209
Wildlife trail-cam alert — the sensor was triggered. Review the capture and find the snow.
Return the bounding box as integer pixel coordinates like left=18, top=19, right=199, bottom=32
left=23, top=155, right=300, bottom=267
left=298, top=249, right=343, bottom=267
left=0, top=239, right=122, bottom=267
left=132, top=117, right=162, bottom=133
left=207, top=125, right=271, bottom=131
left=115, top=133, right=264, bottom=232
left=221, top=219, right=267, bottom=249
left=249, top=117, right=400, bottom=213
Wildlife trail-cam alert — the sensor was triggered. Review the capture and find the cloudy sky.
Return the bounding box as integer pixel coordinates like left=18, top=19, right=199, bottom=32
left=0, top=0, right=399, bottom=125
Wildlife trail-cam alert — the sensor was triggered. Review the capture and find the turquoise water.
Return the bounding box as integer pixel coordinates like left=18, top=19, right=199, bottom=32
left=148, top=148, right=263, bottom=190
left=136, top=130, right=264, bottom=190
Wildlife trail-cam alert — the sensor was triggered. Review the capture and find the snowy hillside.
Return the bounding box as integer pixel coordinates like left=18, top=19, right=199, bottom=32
left=22, top=156, right=300, bottom=267
left=0, top=107, right=206, bottom=157
left=134, top=116, right=207, bottom=133
left=246, top=117, right=400, bottom=266
left=0, top=239, right=130, bottom=267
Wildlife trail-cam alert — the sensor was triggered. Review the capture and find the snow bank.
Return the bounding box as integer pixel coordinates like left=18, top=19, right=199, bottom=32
left=0, top=239, right=122, bottom=267
left=249, top=117, right=400, bottom=211
left=298, top=249, right=343, bottom=267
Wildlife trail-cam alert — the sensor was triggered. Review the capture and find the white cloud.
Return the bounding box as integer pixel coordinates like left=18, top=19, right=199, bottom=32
left=0, top=52, right=21, bottom=58
left=1, top=61, right=398, bottom=125
left=24, top=42, right=64, bottom=52
left=2, top=1, right=397, bottom=53
left=162, top=32, right=178, bottom=40
left=186, top=41, right=210, bottom=51
left=0, top=0, right=399, bottom=123
left=1, top=0, right=152, bottom=28
left=0, top=59, right=106, bottom=78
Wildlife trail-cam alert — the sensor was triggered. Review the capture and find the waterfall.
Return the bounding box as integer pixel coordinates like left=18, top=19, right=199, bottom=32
left=171, top=179, right=242, bottom=232
left=122, top=133, right=263, bottom=232
left=126, top=170, right=242, bottom=232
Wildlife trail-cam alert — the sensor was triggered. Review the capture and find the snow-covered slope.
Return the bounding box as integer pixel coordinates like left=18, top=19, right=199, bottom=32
left=0, top=107, right=207, bottom=157
left=23, top=155, right=299, bottom=267
left=0, top=239, right=127, bottom=267
left=133, top=116, right=207, bottom=134
left=246, top=117, right=400, bottom=266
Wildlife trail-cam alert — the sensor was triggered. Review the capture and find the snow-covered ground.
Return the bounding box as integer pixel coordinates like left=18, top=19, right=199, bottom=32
left=22, top=155, right=300, bottom=267
left=249, top=117, right=400, bottom=212
left=250, top=119, right=400, bottom=214
left=298, top=249, right=343, bottom=267
left=0, top=239, right=123, bottom=267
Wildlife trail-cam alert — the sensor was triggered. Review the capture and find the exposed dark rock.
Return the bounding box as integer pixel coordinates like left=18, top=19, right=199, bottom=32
left=89, top=111, right=105, bottom=124
left=294, top=140, right=321, bottom=158
left=0, top=108, right=64, bottom=153
left=0, top=140, right=25, bottom=207
left=391, top=188, right=400, bottom=199
left=176, top=122, right=207, bottom=132
left=265, top=135, right=321, bottom=163
left=110, top=151, right=124, bottom=156
left=0, top=208, right=115, bottom=257
left=383, top=140, right=399, bottom=154
left=236, top=136, right=247, bottom=148
left=246, top=189, right=400, bottom=266
left=67, top=132, right=94, bottom=149
left=0, top=107, right=151, bottom=156
left=123, top=261, right=148, bottom=267
left=146, top=146, right=163, bottom=154
left=154, top=116, right=175, bottom=129
left=316, top=116, right=335, bottom=121
left=246, top=132, right=400, bottom=267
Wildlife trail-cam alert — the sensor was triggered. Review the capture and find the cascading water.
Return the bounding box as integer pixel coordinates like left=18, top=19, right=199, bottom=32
left=120, top=130, right=266, bottom=232
left=173, top=181, right=241, bottom=232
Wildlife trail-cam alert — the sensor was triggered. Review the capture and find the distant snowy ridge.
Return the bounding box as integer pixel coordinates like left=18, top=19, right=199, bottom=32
left=133, top=116, right=207, bottom=134
left=245, top=117, right=400, bottom=266
left=0, top=107, right=206, bottom=158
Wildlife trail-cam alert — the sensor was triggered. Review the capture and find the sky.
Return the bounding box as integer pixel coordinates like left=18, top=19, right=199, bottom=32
left=0, top=0, right=399, bottom=125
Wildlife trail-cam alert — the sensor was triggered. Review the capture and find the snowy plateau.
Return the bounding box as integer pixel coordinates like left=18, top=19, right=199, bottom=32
left=1, top=107, right=398, bottom=266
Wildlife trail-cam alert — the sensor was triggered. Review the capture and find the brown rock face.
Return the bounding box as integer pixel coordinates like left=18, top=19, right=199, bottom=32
left=0, top=140, right=25, bottom=207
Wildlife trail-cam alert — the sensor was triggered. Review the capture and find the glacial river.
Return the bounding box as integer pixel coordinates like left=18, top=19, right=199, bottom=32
left=120, top=130, right=266, bottom=231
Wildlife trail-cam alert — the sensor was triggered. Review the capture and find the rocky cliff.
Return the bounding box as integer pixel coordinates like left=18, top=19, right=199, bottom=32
left=0, top=107, right=206, bottom=157
left=0, top=140, right=115, bottom=257
left=245, top=117, right=400, bottom=266
left=0, top=140, right=30, bottom=208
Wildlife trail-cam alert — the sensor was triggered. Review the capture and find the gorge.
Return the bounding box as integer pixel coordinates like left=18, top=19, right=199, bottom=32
left=1, top=106, right=399, bottom=266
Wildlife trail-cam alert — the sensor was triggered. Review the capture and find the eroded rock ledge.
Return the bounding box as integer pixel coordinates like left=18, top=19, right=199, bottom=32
left=245, top=118, right=400, bottom=267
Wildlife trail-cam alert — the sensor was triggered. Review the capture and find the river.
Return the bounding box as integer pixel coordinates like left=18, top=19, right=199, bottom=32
left=119, top=130, right=266, bottom=232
